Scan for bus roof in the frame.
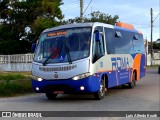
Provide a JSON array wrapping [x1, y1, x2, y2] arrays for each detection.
[[43, 23, 94, 33], [42, 22, 142, 34]]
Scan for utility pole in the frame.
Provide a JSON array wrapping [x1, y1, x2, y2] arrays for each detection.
[[159, 0, 160, 38], [91, 6, 92, 14], [80, 0, 84, 22], [150, 8, 153, 66]]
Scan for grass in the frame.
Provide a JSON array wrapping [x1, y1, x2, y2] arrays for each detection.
[[0, 72, 33, 97], [146, 65, 159, 70], [0, 66, 159, 97]]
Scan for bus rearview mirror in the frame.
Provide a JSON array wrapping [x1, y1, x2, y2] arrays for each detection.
[[31, 43, 36, 52], [95, 31, 100, 42]]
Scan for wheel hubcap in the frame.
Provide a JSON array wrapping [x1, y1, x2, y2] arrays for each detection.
[[100, 83, 105, 96]]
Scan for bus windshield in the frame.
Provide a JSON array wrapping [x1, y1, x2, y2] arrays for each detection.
[[33, 27, 91, 64]]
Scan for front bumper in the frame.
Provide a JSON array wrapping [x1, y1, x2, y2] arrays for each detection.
[[32, 76, 100, 94]]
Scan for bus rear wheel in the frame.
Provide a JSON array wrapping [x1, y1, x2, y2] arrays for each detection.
[[46, 92, 57, 100], [128, 72, 136, 88], [94, 78, 106, 100]]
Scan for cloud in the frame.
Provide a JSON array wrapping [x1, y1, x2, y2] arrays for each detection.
[[92, 0, 159, 40], [61, 0, 160, 40]]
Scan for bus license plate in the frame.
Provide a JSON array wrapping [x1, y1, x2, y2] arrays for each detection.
[[53, 91, 64, 94]]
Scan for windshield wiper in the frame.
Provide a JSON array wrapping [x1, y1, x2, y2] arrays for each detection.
[[43, 39, 72, 65], [42, 51, 58, 66], [65, 43, 72, 64]]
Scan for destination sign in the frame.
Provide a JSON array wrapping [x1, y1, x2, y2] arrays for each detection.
[[47, 31, 67, 37]]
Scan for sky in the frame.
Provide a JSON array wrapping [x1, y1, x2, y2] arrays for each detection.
[[60, 0, 160, 41]]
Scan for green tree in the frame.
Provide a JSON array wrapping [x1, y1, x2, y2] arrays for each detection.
[[153, 42, 160, 50], [0, 0, 63, 54], [26, 0, 63, 36], [63, 11, 119, 25], [32, 17, 54, 35], [88, 11, 119, 24]]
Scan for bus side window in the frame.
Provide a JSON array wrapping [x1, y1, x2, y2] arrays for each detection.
[[133, 34, 144, 54], [92, 31, 105, 63], [98, 33, 105, 56]]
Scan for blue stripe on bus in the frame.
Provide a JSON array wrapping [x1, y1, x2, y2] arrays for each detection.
[[106, 69, 132, 88], [140, 54, 146, 78]]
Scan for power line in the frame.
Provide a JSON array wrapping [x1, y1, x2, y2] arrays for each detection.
[[61, 0, 79, 11], [153, 13, 160, 22], [137, 26, 150, 28], [61, 0, 79, 9], [62, 2, 79, 8], [62, 4, 79, 9], [62, 0, 79, 5], [129, 23, 150, 26], [83, 0, 92, 15], [91, 6, 107, 13], [62, 4, 79, 7], [62, 6, 80, 12]]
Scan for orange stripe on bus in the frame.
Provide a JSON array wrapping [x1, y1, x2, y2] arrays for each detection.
[[132, 54, 142, 81]]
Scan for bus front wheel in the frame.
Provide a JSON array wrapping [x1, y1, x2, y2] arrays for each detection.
[[46, 92, 57, 100], [128, 72, 136, 88], [94, 78, 106, 100]]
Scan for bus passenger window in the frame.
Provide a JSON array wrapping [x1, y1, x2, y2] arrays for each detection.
[[92, 31, 105, 63]]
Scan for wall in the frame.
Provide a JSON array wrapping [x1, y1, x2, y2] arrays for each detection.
[[0, 63, 32, 71], [147, 53, 160, 66], [0, 53, 160, 71], [0, 54, 33, 71]]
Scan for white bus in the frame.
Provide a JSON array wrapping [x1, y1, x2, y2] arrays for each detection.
[[31, 22, 146, 100]]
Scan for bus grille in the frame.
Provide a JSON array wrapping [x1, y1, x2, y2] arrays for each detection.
[[39, 65, 77, 72]]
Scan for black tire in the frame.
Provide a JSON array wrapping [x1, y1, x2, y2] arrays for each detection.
[[46, 92, 57, 100], [94, 78, 106, 100], [128, 72, 136, 88], [158, 66, 160, 74]]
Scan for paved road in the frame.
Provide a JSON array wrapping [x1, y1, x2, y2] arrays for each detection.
[[0, 67, 159, 120]]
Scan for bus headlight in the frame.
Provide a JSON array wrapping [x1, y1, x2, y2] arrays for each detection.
[[31, 75, 43, 82], [72, 73, 90, 80]]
